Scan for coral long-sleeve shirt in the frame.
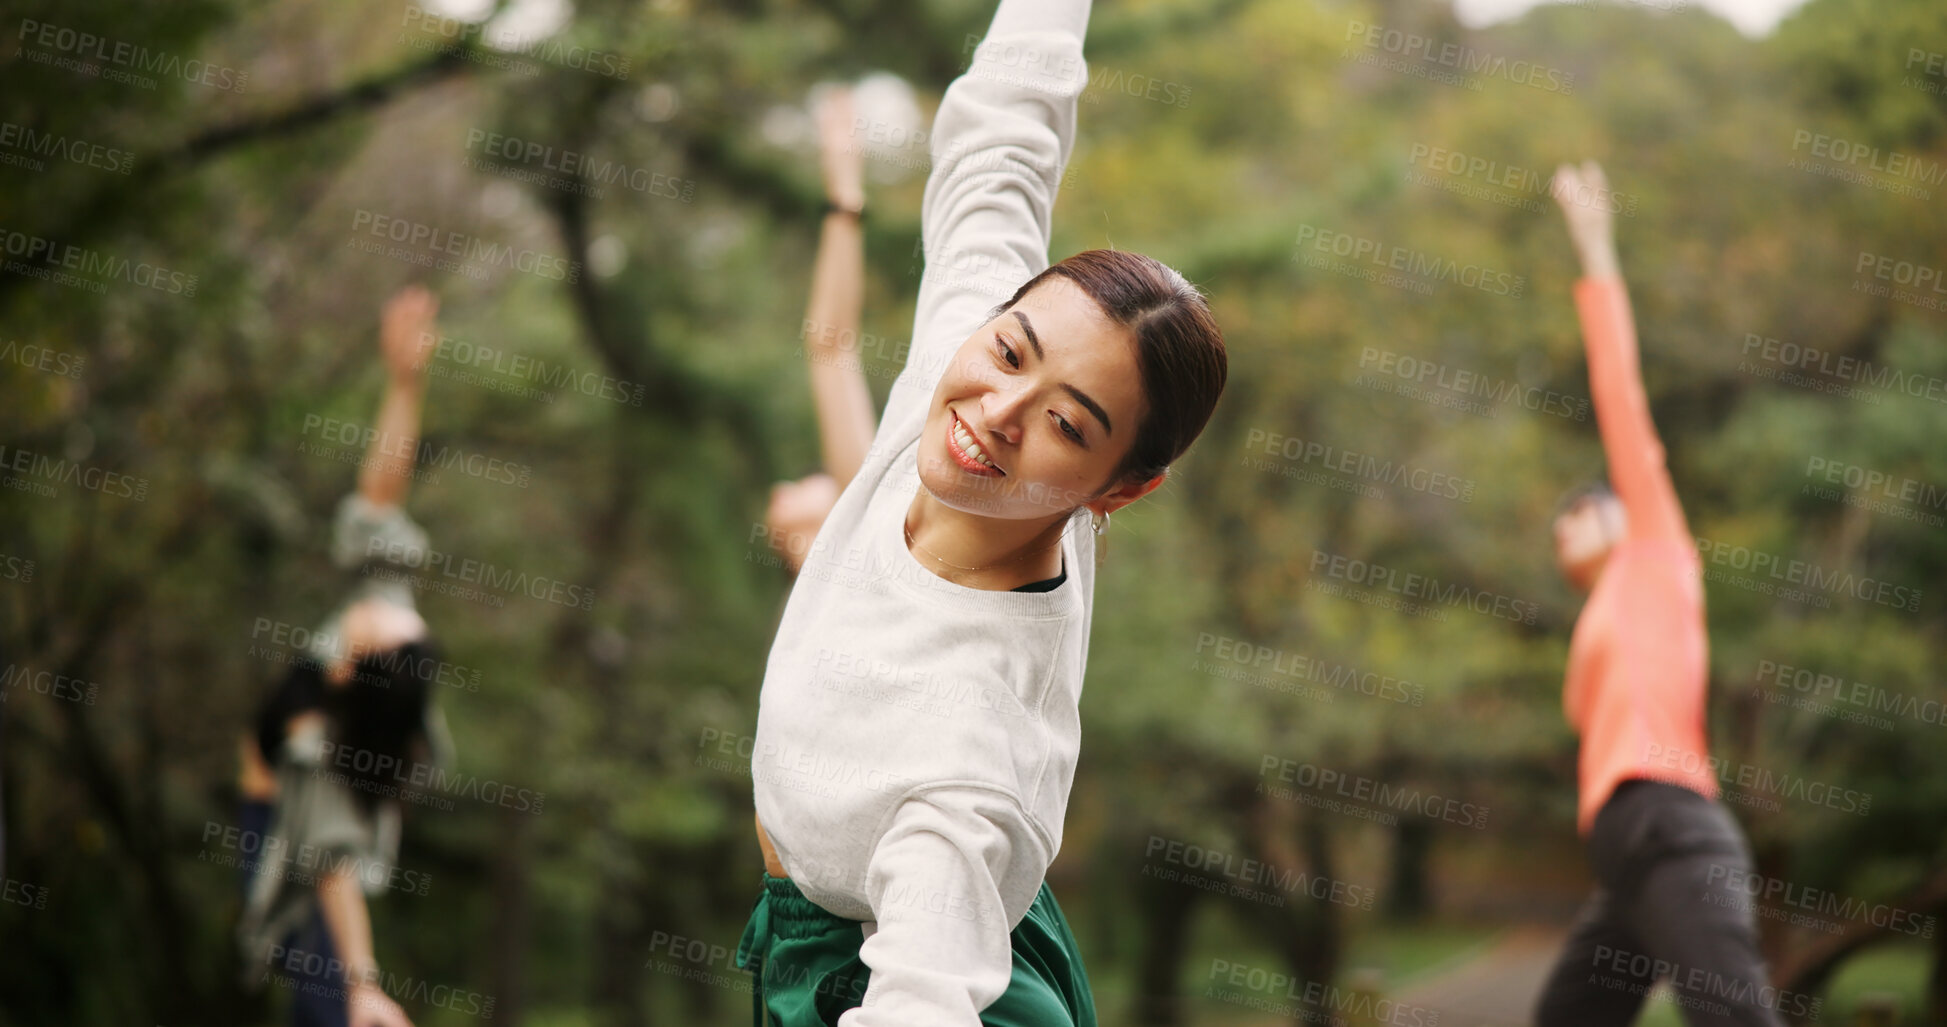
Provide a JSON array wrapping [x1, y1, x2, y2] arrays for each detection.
[[1563, 276, 1718, 835]]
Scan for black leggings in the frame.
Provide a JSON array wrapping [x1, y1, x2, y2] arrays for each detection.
[[1534, 780, 1792, 1027]]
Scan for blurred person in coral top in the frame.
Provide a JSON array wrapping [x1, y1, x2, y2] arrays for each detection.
[[1532, 161, 1785, 1027]]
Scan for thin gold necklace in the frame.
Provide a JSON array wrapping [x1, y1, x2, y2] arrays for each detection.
[[904, 522, 1068, 574]]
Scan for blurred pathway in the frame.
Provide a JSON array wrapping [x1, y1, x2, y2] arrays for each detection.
[[1390, 925, 1567, 1027], [1230, 926, 1570, 1027]]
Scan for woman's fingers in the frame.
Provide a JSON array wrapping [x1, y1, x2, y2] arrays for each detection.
[[816, 85, 865, 207], [384, 284, 436, 328], [380, 287, 440, 376], [1551, 163, 1582, 206], [1581, 158, 1609, 195], [817, 87, 855, 152]]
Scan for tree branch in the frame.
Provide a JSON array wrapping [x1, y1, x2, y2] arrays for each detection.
[[0, 48, 477, 310], [1773, 865, 1947, 997]]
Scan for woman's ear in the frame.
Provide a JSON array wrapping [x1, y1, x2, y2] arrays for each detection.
[[1095, 471, 1166, 517]]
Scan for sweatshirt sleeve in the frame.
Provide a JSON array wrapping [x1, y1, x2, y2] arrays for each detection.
[[877, 0, 1092, 436], [1575, 276, 1689, 542], [839, 787, 1054, 1027]]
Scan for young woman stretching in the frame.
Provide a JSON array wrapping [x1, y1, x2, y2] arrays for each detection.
[[237, 286, 454, 1027], [1533, 162, 1782, 1027], [736, 1, 1228, 1023]]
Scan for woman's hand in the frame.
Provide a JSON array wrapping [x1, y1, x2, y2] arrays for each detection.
[[1551, 160, 1620, 279], [764, 474, 841, 575], [360, 286, 439, 506], [348, 979, 415, 1027], [379, 285, 440, 384], [817, 87, 865, 214]]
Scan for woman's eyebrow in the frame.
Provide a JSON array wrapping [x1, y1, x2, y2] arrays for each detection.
[[1010, 310, 1043, 360], [1062, 384, 1112, 436]]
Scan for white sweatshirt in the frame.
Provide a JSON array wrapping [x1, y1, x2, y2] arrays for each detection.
[[751, 1, 1093, 1022]]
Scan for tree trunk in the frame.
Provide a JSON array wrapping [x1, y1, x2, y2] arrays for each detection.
[[1387, 819, 1433, 922], [1928, 912, 1947, 1027], [1132, 846, 1201, 1027], [491, 805, 532, 1025], [1231, 784, 1342, 1022]]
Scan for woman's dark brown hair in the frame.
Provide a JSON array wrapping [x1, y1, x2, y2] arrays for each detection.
[[328, 640, 438, 813], [996, 249, 1227, 486]]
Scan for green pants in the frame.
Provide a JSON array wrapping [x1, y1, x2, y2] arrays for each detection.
[[734, 874, 1096, 1027]]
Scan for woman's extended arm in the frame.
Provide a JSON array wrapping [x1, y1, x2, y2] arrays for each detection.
[[1552, 161, 1689, 543], [878, 0, 1092, 431], [801, 87, 878, 487], [318, 867, 415, 1027], [357, 286, 439, 510], [844, 789, 1053, 1027]]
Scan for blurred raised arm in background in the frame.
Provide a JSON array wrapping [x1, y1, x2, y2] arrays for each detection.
[[764, 86, 878, 574]]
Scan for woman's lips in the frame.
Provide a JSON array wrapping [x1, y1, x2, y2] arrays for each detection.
[[946, 410, 1003, 477]]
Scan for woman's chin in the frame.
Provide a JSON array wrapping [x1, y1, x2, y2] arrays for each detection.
[[917, 467, 1006, 518]]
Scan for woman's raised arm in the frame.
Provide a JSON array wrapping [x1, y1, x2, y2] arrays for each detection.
[[1552, 161, 1689, 543], [356, 286, 439, 510], [882, 0, 1093, 427], [801, 86, 877, 488]]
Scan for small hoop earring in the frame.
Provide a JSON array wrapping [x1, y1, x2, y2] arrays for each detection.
[[1091, 509, 1110, 536]]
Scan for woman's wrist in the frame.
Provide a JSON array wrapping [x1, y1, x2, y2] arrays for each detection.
[[387, 358, 431, 386], [1575, 241, 1620, 280], [823, 197, 865, 219]]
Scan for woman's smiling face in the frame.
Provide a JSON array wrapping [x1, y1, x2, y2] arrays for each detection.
[[917, 276, 1151, 521]]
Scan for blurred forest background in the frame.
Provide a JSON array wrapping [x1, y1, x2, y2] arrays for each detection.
[[2, 0, 1944, 1024]]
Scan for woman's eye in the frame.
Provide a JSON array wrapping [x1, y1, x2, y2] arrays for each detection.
[[1057, 416, 1082, 443], [995, 334, 1018, 368]]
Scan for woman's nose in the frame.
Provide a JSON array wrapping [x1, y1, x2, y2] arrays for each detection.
[[979, 385, 1032, 444]]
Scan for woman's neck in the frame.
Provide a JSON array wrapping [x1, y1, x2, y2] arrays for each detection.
[[904, 490, 1069, 591]]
